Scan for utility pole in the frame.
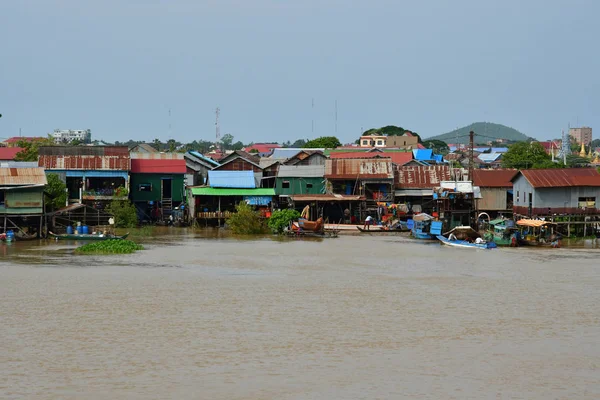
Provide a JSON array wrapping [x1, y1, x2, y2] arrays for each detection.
[[468, 130, 474, 182], [215, 107, 220, 152]]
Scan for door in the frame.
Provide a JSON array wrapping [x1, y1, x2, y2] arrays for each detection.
[[161, 178, 172, 198]]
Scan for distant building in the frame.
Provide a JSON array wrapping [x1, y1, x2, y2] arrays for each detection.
[[242, 143, 281, 157], [569, 127, 592, 146], [50, 129, 92, 144], [358, 132, 418, 149], [1, 137, 45, 148]]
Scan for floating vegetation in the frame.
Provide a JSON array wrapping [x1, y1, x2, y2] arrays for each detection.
[[75, 239, 144, 255]]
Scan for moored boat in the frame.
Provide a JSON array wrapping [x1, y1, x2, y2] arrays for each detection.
[[436, 234, 497, 249], [408, 214, 442, 240], [483, 218, 519, 246], [515, 219, 561, 248], [49, 231, 129, 241]]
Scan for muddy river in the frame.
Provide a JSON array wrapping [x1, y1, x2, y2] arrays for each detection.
[[1, 229, 599, 399]]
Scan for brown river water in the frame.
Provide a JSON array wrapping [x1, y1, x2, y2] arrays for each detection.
[[1, 228, 599, 399]]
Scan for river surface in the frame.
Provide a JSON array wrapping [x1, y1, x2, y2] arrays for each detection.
[[1, 229, 599, 399]]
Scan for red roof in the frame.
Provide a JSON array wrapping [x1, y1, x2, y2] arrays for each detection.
[[131, 159, 186, 174], [329, 151, 413, 165], [515, 168, 600, 188], [0, 147, 24, 160], [395, 165, 452, 188], [472, 169, 518, 187], [243, 143, 281, 154], [2, 137, 45, 144], [416, 143, 426, 149]]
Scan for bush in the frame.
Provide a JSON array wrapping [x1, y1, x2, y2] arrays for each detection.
[[226, 202, 269, 235], [268, 209, 300, 233], [75, 239, 144, 254], [107, 199, 138, 228]]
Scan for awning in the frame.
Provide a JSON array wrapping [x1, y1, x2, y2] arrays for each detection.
[[66, 170, 129, 179], [394, 189, 433, 197], [290, 194, 364, 202], [190, 187, 275, 196], [516, 219, 555, 228]]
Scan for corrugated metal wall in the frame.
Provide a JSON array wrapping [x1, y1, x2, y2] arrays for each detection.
[[478, 188, 508, 210], [325, 159, 394, 179], [39, 155, 131, 170]]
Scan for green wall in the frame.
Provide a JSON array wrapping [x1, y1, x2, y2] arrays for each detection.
[[130, 173, 185, 202], [1, 187, 44, 214], [275, 177, 325, 196]]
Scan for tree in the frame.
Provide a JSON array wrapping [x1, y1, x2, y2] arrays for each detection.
[[221, 133, 234, 150], [152, 138, 162, 151], [226, 202, 269, 234], [15, 137, 54, 162], [291, 139, 307, 148], [267, 209, 300, 234], [591, 139, 600, 149], [107, 198, 138, 228], [422, 139, 449, 154], [305, 136, 341, 149], [167, 139, 177, 152], [44, 173, 67, 211], [501, 141, 558, 169], [231, 141, 245, 151], [362, 125, 422, 143]]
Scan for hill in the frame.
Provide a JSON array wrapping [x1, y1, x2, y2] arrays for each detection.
[[426, 122, 532, 145]]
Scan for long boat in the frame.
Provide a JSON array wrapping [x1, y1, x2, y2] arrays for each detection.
[[49, 231, 129, 241], [483, 218, 519, 246], [436, 235, 497, 249], [515, 219, 561, 247], [356, 226, 408, 233]]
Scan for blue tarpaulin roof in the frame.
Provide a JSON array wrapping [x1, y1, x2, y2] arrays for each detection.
[[491, 147, 509, 153], [433, 154, 443, 163], [478, 153, 502, 163], [412, 149, 433, 160], [208, 170, 256, 188]]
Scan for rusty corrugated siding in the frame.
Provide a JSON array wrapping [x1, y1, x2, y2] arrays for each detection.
[[395, 165, 451, 188], [520, 168, 600, 188], [0, 167, 48, 185], [39, 155, 130, 170], [477, 187, 509, 210], [325, 159, 394, 179], [130, 152, 184, 160], [38, 146, 129, 156]]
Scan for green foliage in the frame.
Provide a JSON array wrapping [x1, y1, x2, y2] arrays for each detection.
[[429, 122, 531, 145], [362, 126, 422, 143], [591, 139, 600, 148], [422, 139, 449, 154], [305, 136, 341, 149], [14, 137, 54, 161], [75, 239, 144, 255], [267, 209, 301, 233], [44, 173, 67, 211], [107, 199, 138, 228], [226, 202, 269, 235], [566, 154, 591, 167], [501, 141, 558, 169]]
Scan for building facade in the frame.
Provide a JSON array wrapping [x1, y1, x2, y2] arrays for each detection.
[[569, 127, 592, 146], [50, 129, 92, 144]]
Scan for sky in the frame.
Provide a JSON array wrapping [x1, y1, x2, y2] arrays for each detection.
[[1, 0, 599, 145]]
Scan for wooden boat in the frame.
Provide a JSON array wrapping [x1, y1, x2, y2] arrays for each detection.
[[291, 217, 324, 233], [483, 218, 519, 246], [408, 216, 442, 240], [437, 235, 497, 249], [356, 226, 408, 233], [49, 231, 129, 241], [516, 219, 561, 248]]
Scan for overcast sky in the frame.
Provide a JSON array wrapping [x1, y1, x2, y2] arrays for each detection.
[[1, 0, 598, 145]]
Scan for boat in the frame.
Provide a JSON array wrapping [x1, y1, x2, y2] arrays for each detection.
[[291, 217, 324, 233], [437, 234, 497, 249], [408, 214, 442, 240], [515, 219, 561, 248], [49, 231, 129, 241], [483, 218, 519, 246], [356, 226, 407, 233]]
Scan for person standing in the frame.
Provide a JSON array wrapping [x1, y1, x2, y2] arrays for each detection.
[[364, 215, 373, 230]]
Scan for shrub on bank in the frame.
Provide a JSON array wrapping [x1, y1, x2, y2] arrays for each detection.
[[226, 202, 269, 235], [267, 209, 301, 233], [75, 239, 144, 254]]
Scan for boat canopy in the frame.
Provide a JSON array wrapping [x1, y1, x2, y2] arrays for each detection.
[[412, 213, 434, 222], [516, 219, 554, 228], [489, 218, 505, 225]]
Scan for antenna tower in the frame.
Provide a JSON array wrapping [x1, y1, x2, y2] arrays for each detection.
[[215, 107, 221, 152]]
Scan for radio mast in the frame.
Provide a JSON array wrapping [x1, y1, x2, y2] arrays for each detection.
[[215, 107, 221, 152]]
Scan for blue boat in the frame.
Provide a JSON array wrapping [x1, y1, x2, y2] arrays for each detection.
[[437, 234, 497, 249], [408, 217, 443, 240]]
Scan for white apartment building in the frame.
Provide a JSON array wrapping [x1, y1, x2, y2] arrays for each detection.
[[50, 129, 92, 144]]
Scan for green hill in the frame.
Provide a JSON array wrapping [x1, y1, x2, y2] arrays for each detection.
[[427, 122, 532, 145]]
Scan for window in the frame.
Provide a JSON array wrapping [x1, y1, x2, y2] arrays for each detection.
[[282, 181, 290, 189], [0, 190, 4, 205], [516, 191, 519, 203], [362, 140, 369, 146], [138, 183, 152, 192], [376, 140, 384, 146], [306, 183, 313, 189], [578, 197, 596, 208]]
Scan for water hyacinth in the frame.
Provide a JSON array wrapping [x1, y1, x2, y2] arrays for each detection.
[[75, 239, 144, 255]]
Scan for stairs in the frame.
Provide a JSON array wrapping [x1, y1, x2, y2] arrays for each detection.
[[161, 198, 173, 218]]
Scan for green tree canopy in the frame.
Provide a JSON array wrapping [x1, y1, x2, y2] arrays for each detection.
[[422, 139, 449, 154], [15, 137, 54, 162], [44, 173, 67, 211], [362, 125, 422, 143], [501, 141, 558, 169], [304, 136, 341, 149]]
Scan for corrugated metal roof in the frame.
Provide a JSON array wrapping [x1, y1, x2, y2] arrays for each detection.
[[190, 187, 274, 196], [0, 161, 38, 168], [39, 154, 131, 171], [329, 151, 413, 165], [0, 167, 48, 185], [259, 158, 280, 169], [38, 146, 130, 156], [517, 168, 600, 188], [472, 169, 518, 187], [188, 151, 221, 167], [289, 194, 364, 202], [130, 159, 186, 174], [395, 165, 452, 188], [440, 181, 475, 193], [491, 147, 509, 153], [270, 148, 325, 160], [130, 152, 184, 160], [477, 153, 502, 163], [277, 165, 325, 178], [0, 147, 24, 160], [207, 170, 256, 188], [325, 159, 394, 180]]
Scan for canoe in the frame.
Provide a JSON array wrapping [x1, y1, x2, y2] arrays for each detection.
[[49, 231, 129, 241], [356, 226, 408, 233], [436, 235, 497, 249]]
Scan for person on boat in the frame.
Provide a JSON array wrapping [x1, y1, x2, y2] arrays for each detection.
[[448, 233, 458, 241], [364, 215, 374, 231], [475, 237, 485, 244]]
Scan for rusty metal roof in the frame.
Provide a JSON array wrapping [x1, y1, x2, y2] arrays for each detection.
[[130, 152, 184, 160], [290, 194, 365, 202], [325, 159, 394, 180], [38, 146, 130, 156], [395, 165, 452, 188], [516, 168, 600, 188], [472, 169, 518, 187], [0, 167, 48, 186]]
